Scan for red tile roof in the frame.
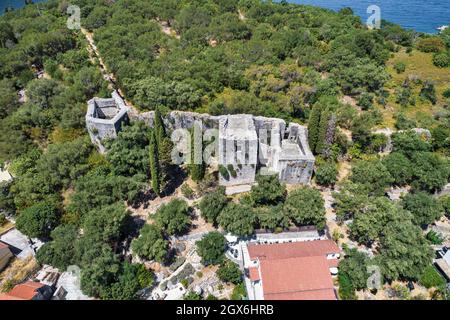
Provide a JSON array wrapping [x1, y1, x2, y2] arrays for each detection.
[[0, 281, 45, 300], [260, 256, 336, 300], [248, 240, 340, 261], [328, 259, 340, 268], [248, 267, 260, 281], [265, 289, 337, 300], [246, 240, 341, 300]]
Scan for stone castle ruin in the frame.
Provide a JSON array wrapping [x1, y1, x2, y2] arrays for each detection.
[[86, 92, 315, 193], [86, 91, 129, 153]]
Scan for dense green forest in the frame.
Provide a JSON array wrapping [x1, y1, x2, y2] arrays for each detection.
[[0, 0, 448, 300]]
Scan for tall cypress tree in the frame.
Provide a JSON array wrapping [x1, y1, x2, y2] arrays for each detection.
[[315, 109, 331, 155], [189, 123, 205, 182], [154, 107, 166, 146], [149, 130, 161, 196], [153, 106, 173, 183], [308, 103, 322, 152]]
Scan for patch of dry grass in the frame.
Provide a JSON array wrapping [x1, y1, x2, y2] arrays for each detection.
[[0, 256, 39, 292], [0, 221, 14, 235], [378, 49, 450, 128]]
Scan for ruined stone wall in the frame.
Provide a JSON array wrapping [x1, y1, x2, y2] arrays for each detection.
[[86, 92, 129, 153], [86, 95, 316, 188]]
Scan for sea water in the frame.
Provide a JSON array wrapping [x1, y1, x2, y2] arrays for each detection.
[[290, 0, 450, 33]]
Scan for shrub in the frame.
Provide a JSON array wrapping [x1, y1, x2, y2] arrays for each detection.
[[441, 196, 450, 215], [180, 279, 189, 289], [230, 283, 247, 300], [390, 284, 410, 300], [419, 265, 446, 289], [338, 273, 356, 300], [358, 92, 374, 110], [0, 213, 6, 226], [416, 37, 445, 53], [433, 52, 450, 68], [181, 183, 195, 199], [169, 257, 186, 272], [227, 164, 237, 178], [1, 279, 15, 293], [218, 165, 230, 181], [394, 61, 406, 74], [443, 88, 450, 99], [426, 230, 443, 245], [184, 291, 202, 300], [217, 260, 242, 284], [420, 81, 437, 104], [394, 112, 416, 130], [315, 162, 338, 187]]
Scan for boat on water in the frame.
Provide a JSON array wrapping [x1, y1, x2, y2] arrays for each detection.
[[437, 25, 448, 32]]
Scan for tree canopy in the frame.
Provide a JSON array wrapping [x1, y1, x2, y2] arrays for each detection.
[[154, 199, 190, 236], [196, 231, 227, 266], [350, 160, 393, 196], [401, 192, 443, 226], [16, 201, 60, 239], [198, 186, 228, 225], [131, 224, 169, 263], [218, 203, 256, 237], [250, 174, 286, 206], [283, 187, 326, 230]]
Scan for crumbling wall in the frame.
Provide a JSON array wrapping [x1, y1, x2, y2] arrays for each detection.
[[86, 94, 316, 188], [85, 91, 129, 153]]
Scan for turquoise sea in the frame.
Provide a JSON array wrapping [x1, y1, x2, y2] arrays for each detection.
[[0, 0, 46, 13], [290, 0, 450, 33], [1, 0, 449, 34]]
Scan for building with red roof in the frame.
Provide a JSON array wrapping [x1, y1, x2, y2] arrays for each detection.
[[243, 239, 341, 300], [0, 281, 52, 300]]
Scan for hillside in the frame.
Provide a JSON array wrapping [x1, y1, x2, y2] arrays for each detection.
[[0, 0, 448, 301]]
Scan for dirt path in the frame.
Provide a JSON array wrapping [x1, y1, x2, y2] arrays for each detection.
[[158, 20, 180, 39], [238, 9, 246, 21], [80, 27, 142, 115], [337, 161, 351, 182], [80, 27, 115, 89]]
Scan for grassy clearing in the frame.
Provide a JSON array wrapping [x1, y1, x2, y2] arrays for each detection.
[[378, 49, 450, 128]]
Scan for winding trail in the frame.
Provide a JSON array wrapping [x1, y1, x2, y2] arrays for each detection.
[[80, 27, 141, 118]]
